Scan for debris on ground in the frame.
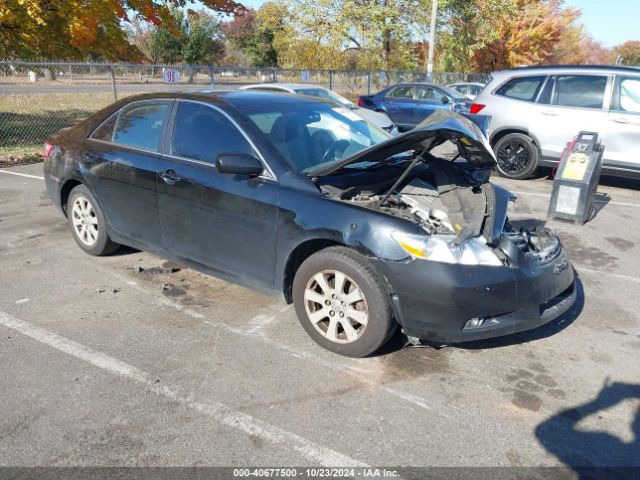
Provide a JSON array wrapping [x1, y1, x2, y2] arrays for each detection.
[[137, 266, 181, 275]]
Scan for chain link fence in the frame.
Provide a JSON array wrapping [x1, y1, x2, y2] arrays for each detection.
[[0, 61, 488, 160]]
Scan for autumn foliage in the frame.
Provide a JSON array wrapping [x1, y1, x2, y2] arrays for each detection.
[[0, 0, 243, 61]]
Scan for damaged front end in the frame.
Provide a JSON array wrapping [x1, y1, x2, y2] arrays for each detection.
[[313, 110, 563, 269]]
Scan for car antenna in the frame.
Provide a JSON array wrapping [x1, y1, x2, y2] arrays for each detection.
[[379, 147, 430, 206]]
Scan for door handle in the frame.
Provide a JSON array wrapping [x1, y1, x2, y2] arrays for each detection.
[[611, 117, 630, 124], [541, 110, 558, 116], [160, 170, 181, 185]]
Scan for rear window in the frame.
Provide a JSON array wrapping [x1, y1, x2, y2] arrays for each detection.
[[112, 101, 171, 151], [495, 76, 546, 102]]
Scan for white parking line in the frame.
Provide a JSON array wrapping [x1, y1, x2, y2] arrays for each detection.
[[0, 170, 45, 180], [0, 310, 367, 467]]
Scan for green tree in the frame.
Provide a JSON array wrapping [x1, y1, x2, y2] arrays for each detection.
[[183, 12, 225, 65]]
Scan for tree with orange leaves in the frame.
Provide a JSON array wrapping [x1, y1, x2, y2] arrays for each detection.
[[0, 0, 243, 61]]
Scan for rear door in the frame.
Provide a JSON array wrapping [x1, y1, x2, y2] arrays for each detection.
[[529, 74, 610, 159], [157, 100, 279, 286], [606, 74, 640, 172], [85, 99, 172, 248], [381, 85, 416, 128]]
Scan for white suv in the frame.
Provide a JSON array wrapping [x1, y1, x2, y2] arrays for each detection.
[[471, 66, 640, 179]]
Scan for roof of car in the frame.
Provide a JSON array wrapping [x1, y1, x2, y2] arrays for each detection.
[[494, 64, 640, 76], [242, 83, 329, 91], [117, 89, 329, 109], [447, 82, 485, 87], [385, 82, 445, 89]]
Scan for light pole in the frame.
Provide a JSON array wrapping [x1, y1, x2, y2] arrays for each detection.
[[427, 0, 438, 81]]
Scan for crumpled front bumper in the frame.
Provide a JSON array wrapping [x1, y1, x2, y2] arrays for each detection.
[[373, 245, 576, 343]]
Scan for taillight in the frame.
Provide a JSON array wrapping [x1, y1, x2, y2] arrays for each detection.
[[357, 98, 363, 107], [469, 103, 485, 114], [43, 141, 54, 158]]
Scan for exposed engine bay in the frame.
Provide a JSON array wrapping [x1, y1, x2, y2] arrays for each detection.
[[318, 155, 562, 266]]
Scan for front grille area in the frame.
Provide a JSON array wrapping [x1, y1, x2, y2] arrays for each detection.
[[505, 229, 562, 265]]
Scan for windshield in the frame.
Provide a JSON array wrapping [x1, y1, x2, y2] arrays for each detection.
[[241, 102, 390, 173], [293, 88, 353, 108]]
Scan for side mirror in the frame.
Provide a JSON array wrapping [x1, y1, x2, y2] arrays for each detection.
[[215, 153, 263, 177], [441, 96, 450, 104]]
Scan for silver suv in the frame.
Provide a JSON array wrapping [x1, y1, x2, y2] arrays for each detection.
[[471, 66, 640, 179]]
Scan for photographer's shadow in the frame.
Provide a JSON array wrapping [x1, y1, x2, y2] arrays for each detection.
[[535, 381, 640, 477]]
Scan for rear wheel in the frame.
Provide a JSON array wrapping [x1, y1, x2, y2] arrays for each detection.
[[292, 246, 395, 357], [67, 185, 118, 256], [494, 133, 539, 180]]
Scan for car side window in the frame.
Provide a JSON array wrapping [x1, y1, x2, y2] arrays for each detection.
[[495, 76, 546, 102], [613, 76, 640, 114], [415, 86, 439, 101], [112, 101, 171, 151], [552, 75, 607, 109], [171, 102, 254, 163], [387, 86, 415, 99], [91, 114, 118, 142]]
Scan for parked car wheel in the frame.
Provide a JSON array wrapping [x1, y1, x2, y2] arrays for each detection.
[[68, 185, 119, 256], [292, 246, 395, 357], [494, 133, 539, 180]]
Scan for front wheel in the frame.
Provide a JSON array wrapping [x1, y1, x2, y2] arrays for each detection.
[[494, 133, 539, 180], [67, 184, 119, 256], [292, 246, 395, 357]]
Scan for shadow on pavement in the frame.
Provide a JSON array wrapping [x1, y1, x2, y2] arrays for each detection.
[[535, 381, 640, 479]]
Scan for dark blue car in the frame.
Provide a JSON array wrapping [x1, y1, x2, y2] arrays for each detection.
[[358, 83, 472, 132]]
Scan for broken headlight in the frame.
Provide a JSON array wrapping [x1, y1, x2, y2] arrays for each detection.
[[391, 232, 502, 266]]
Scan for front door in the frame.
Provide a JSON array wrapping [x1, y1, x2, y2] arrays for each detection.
[[606, 75, 640, 172], [157, 101, 279, 287], [413, 86, 450, 125]]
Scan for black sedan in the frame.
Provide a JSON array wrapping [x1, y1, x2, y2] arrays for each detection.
[[44, 91, 576, 357]]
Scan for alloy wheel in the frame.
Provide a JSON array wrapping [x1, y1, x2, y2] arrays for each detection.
[[303, 270, 368, 344], [71, 195, 99, 247], [497, 139, 532, 175]]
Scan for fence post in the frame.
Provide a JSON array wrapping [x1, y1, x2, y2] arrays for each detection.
[[210, 66, 215, 87], [109, 65, 117, 101], [329, 70, 333, 91], [272, 68, 277, 83], [367, 71, 371, 95]]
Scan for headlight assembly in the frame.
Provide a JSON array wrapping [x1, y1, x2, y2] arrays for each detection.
[[391, 231, 502, 266]]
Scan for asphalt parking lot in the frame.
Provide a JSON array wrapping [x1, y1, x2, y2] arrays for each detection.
[[0, 163, 639, 471]]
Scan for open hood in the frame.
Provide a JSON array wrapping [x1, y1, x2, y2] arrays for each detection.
[[308, 110, 496, 177]]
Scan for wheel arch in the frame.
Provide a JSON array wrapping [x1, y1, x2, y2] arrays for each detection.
[[490, 128, 542, 154], [282, 238, 345, 303], [60, 179, 83, 217]]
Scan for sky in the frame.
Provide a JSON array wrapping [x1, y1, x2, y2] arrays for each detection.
[[218, 0, 639, 48], [564, 0, 639, 47]]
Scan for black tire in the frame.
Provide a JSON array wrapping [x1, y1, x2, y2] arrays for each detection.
[[67, 184, 119, 256], [494, 133, 539, 180], [292, 246, 395, 357]]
